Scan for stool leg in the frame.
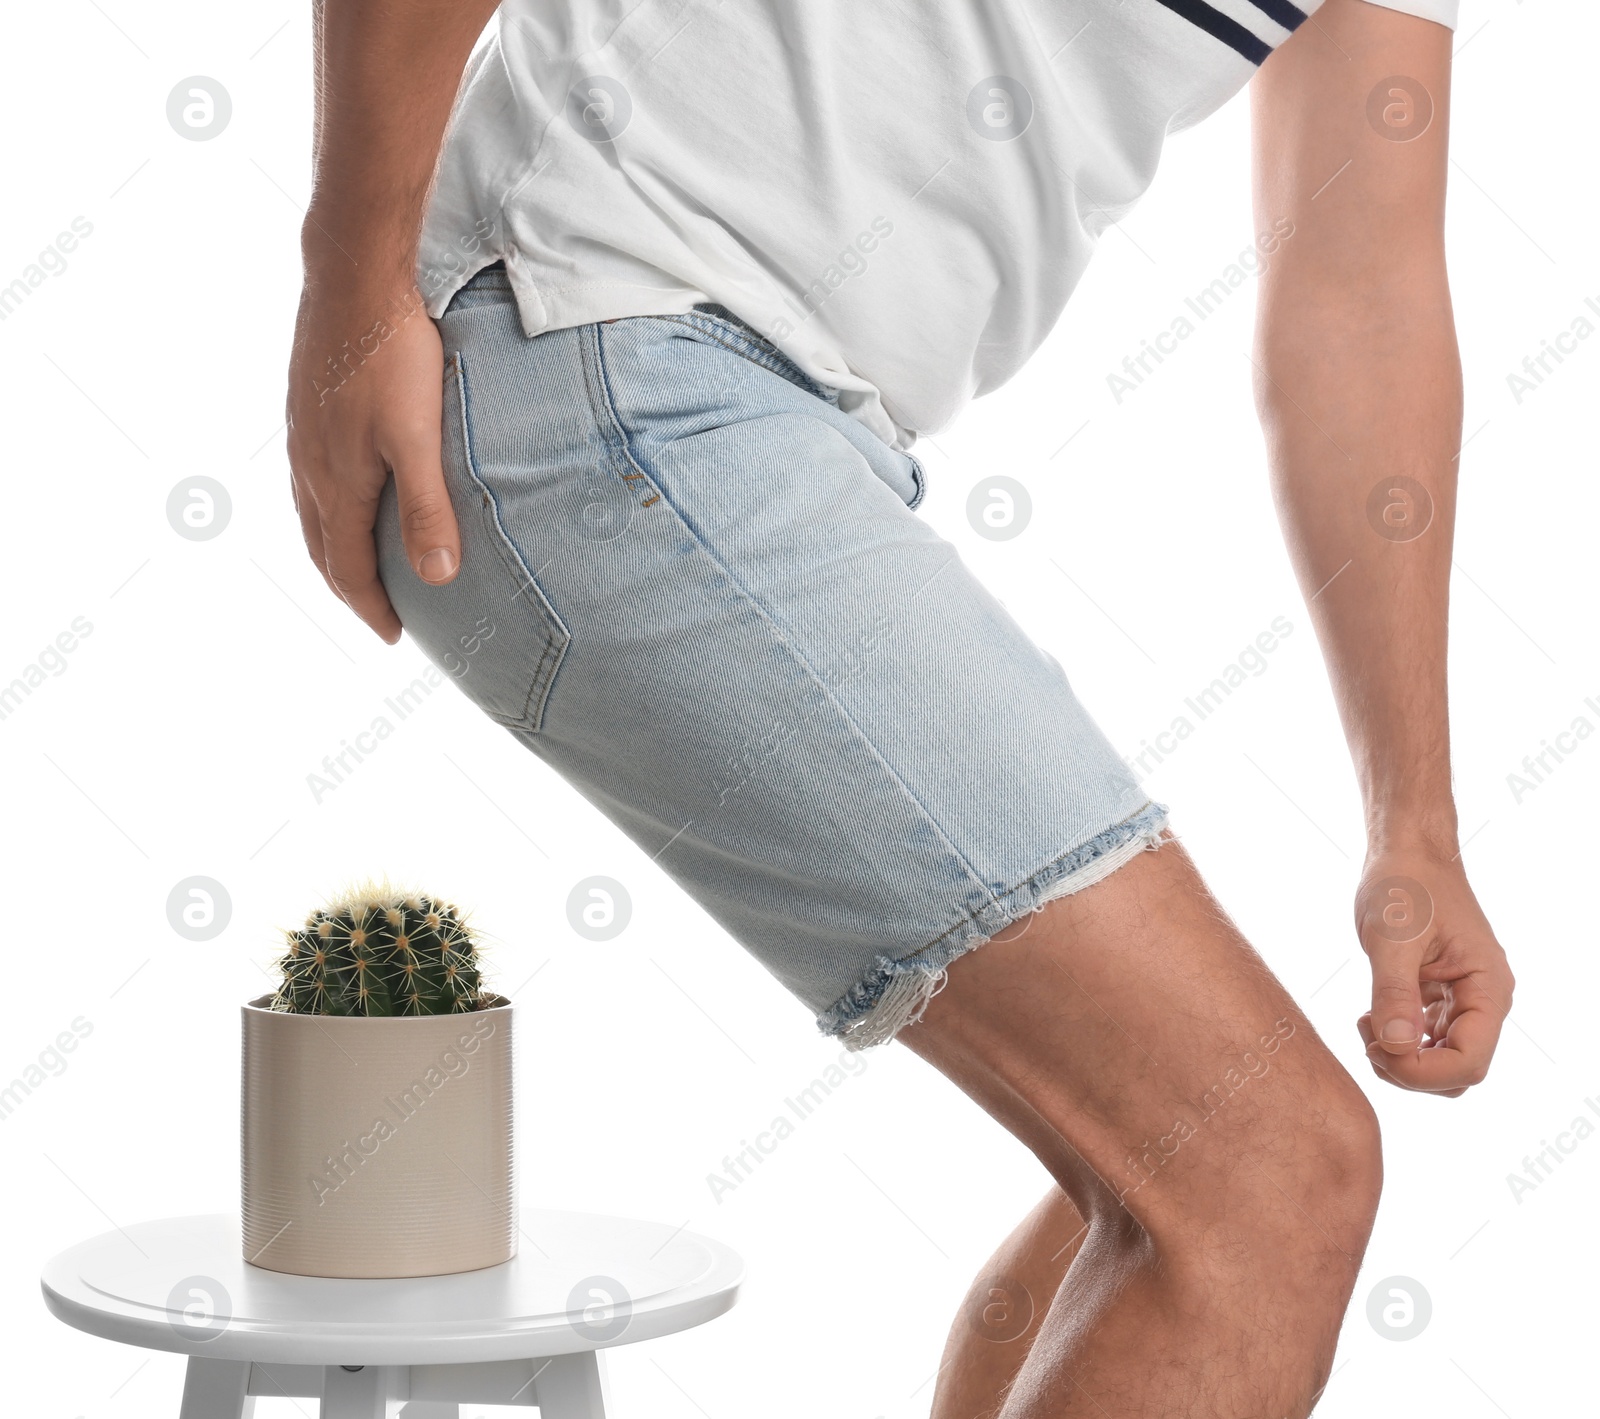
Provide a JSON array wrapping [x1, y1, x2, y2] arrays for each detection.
[[179, 1358, 256, 1419], [320, 1365, 404, 1419], [532, 1353, 610, 1419]]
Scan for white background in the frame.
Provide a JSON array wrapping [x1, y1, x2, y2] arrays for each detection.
[[1, 2, 1593, 1416]]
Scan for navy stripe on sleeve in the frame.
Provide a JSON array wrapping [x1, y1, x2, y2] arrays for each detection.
[[1150, 0, 1273, 64], [1246, 0, 1310, 32]]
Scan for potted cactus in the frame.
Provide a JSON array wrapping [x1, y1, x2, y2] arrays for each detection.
[[241, 885, 516, 1279]]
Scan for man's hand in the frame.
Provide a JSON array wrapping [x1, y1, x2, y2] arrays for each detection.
[[283, 0, 502, 640], [286, 273, 459, 643], [1354, 846, 1515, 1096]]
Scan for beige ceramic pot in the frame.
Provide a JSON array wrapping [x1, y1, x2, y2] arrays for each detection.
[[241, 994, 515, 1278]]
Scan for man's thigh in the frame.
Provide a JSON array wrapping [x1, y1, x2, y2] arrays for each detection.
[[900, 840, 1381, 1256]]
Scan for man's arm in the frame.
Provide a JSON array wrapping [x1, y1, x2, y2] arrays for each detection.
[[287, 0, 501, 642], [1251, 0, 1513, 1093]]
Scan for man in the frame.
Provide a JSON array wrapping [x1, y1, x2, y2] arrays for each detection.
[[286, 0, 1513, 1412]]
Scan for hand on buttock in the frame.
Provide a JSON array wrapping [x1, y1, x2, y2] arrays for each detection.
[[285, 273, 461, 644]]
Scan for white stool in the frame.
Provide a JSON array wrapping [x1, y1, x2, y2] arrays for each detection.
[[41, 1213, 743, 1419]]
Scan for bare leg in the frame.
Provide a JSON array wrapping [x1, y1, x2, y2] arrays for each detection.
[[901, 839, 1382, 1418], [932, 1188, 1089, 1419]]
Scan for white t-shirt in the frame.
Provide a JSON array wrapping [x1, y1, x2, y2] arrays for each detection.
[[418, 0, 1459, 452]]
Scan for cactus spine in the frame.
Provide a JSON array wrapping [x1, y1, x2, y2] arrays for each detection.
[[273, 888, 487, 1016]]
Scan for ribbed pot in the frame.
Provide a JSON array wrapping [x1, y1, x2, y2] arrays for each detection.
[[241, 994, 515, 1278]]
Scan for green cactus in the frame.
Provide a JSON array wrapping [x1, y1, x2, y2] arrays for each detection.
[[272, 886, 489, 1016]]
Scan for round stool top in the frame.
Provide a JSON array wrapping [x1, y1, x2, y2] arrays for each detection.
[[41, 1213, 743, 1366]]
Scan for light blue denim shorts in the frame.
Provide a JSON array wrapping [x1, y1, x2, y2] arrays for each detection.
[[377, 262, 1167, 1049]]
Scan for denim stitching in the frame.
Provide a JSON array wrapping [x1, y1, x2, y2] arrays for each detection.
[[659, 313, 816, 389], [657, 310, 917, 506], [585, 321, 1003, 908], [903, 452, 928, 510], [451, 351, 571, 731], [651, 311, 832, 400]]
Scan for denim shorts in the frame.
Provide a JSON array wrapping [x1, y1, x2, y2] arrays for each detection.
[[377, 262, 1167, 1049]]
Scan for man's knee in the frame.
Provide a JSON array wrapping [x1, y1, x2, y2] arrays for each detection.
[[1208, 1069, 1379, 1294], [1310, 1071, 1385, 1237], [1102, 1058, 1383, 1283]]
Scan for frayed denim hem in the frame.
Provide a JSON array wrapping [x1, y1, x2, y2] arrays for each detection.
[[816, 801, 1171, 1051]]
